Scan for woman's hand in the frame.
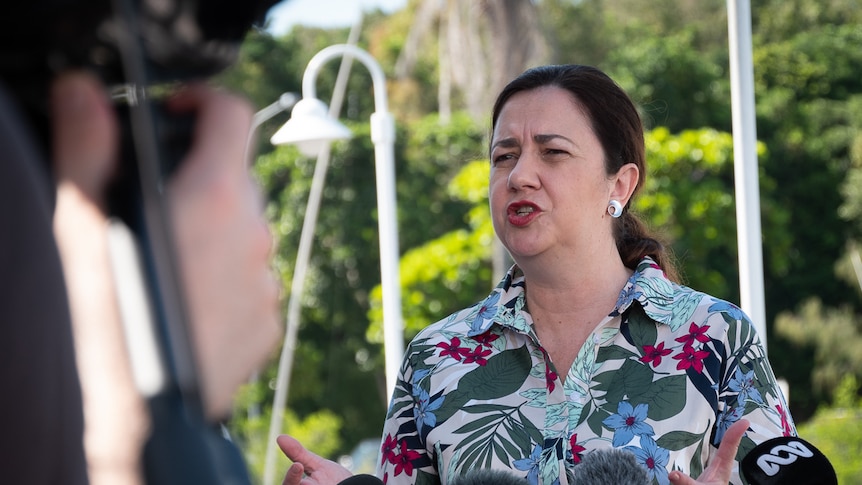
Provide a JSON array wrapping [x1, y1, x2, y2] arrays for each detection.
[[669, 419, 750, 485], [278, 434, 354, 485]]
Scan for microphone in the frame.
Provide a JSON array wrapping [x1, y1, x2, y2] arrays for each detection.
[[571, 448, 650, 485], [448, 448, 649, 485], [338, 475, 385, 485], [741, 436, 837, 485], [449, 469, 528, 485]]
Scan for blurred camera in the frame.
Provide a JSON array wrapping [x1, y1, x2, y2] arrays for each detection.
[[0, 0, 277, 155]]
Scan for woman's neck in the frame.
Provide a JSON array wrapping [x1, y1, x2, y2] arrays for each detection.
[[519, 249, 633, 318]]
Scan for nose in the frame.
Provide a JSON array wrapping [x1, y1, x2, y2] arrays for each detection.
[[507, 151, 541, 191]]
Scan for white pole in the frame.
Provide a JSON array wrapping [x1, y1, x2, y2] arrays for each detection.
[[261, 28, 364, 485], [727, 0, 767, 350], [262, 41, 404, 485], [300, 44, 404, 402]]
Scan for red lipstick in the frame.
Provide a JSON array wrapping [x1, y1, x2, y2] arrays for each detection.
[[507, 201, 541, 226]]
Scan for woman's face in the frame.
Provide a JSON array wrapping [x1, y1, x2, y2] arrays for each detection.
[[489, 85, 617, 266]]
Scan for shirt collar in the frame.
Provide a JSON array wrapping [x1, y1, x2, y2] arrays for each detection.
[[466, 256, 680, 336]]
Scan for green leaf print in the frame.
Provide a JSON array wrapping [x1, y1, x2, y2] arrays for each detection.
[[595, 359, 653, 404], [459, 346, 531, 400], [688, 437, 705, 478], [668, 292, 703, 331], [517, 409, 545, 444], [587, 403, 610, 436], [639, 375, 687, 421], [627, 312, 659, 350], [454, 414, 509, 434], [596, 344, 639, 363], [545, 402, 568, 427], [462, 403, 520, 414], [433, 347, 531, 423], [656, 429, 704, 451], [415, 469, 440, 485]]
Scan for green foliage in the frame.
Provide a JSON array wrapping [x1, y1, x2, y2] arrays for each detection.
[[251, 125, 390, 453], [606, 30, 731, 133], [774, 298, 862, 400], [796, 375, 862, 484], [368, 159, 494, 341], [639, 128, 792, 301], [639, 128, 738, 294], [218, 0, 862, 471], [230, 381, 344, 483]]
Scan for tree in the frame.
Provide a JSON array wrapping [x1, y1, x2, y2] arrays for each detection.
[[395, 0, 549, 122], [216, 2, 862, 470]]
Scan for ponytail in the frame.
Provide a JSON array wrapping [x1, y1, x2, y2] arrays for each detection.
[[614, 211, 679, 283]]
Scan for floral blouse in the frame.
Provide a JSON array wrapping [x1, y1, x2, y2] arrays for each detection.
[[377, 257, 795, 485]]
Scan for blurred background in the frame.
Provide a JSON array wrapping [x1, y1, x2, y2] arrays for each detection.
[[215, 0, 862, 482]]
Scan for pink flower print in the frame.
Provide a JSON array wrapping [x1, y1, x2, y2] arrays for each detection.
[[436, 337, 468, 361], [392, 440, 421, 476], [546, 365, 558, 393], [569, 434, 586, 464], [381, 433, 398, 465], [777, 404, 793, 436], [672, 345, 711, 373], [640, 342, 673, 367], [462, 346, 492, 365], [675, 322, 711, 347], [473, 331, 500, 348]]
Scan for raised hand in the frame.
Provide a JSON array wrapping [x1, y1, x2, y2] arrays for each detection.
[[278, 434, 355, 485], [669, 419, 750, 485]]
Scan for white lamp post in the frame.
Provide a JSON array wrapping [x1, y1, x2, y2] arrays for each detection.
[[262, 43, 404, 485], [274, 43, 404, 400], [727, 0, 767, 349]]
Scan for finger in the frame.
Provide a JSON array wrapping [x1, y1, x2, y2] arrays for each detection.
[[51, 71, 118, 202], [277, 434, 323, 472], [668, 470, 696, 485], [668, 420, 750, 485], [165, 84, 253, 179], [282, 462, 305, 485], [713, 418, 749, 465]]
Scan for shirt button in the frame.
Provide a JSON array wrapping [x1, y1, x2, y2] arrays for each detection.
[[593, 334, 600, 344]]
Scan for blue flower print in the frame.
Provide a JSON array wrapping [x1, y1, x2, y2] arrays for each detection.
[[625, 436, 670, 485], [603, 401, 655, 447], [469, 291, 501, 334], [611, 274, 643, 316], [412, 387, 444, 435], [411, 368, 430, 387], [728, 367, 763, 406], [715, 404, 745, 444], [707, 299, 745, 321], [513, 444, 542, 485]]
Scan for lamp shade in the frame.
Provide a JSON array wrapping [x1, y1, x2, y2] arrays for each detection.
[[270, 97, 353, 156]]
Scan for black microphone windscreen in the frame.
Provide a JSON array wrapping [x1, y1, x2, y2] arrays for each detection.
[[741, 436, 837, 485], [449, 469, 528, 485], [337, 474, 385, 485], [570, 448, 650, 485]]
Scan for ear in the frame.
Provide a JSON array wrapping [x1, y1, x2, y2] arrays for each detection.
[[609, 162, 640, 207]]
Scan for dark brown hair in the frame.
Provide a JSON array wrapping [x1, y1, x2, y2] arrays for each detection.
[[490, 64, 678, 281]]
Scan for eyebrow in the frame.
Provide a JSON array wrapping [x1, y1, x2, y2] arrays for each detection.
[[491, 133, 574, 150]]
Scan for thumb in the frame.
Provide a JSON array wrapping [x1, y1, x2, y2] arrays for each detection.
[[51, 71, 118, 203]]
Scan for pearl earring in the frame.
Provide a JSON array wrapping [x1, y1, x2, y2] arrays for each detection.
[[608, 200, 623, 218]]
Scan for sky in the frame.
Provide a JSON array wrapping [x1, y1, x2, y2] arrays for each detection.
[[265, 0, 408, 35]]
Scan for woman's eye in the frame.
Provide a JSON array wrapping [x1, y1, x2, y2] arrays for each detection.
[[493, 153, 516, 165]]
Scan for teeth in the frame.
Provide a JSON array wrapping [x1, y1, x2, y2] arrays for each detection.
[[516, 207, 534, 216]]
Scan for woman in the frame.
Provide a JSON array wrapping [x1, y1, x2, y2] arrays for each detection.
[[279, 64, 793, 485]]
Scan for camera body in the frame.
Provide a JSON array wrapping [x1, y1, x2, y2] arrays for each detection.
[[1, 1, 280, 483], [0, 0, 276, 155]]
